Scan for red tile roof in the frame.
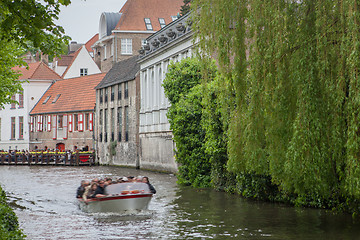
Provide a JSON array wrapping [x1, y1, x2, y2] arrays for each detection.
[[12, 62, 61, 80], [30, 73, 106, 115], [85, 34, 99, 52], [115, 0, 183, 31]]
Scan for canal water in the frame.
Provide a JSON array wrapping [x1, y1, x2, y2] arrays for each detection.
[[0, 166, 359, 239]]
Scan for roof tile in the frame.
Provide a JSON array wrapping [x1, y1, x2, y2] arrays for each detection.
[[115, 0, 183, 31], [30, 73, 106, 115]]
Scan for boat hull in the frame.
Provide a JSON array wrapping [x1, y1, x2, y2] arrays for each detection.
[[78, 193, 153, 213]]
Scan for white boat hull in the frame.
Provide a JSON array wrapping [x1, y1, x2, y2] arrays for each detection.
[[78, 193, 153, 213]]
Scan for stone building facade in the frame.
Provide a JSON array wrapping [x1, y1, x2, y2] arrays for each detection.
[[95, 56, 140, 167], [138, 13, 194, 173]]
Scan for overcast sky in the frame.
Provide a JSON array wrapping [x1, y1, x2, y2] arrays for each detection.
[[56, 0, 127, 44]]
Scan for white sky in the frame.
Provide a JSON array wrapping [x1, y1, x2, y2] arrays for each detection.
[[56, 0, 127, 44]]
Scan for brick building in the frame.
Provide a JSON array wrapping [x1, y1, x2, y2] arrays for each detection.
[[92, 0, 184, 72], [29, 73, 106, 151]]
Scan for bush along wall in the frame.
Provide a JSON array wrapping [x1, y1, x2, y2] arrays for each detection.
[[0, 185, 25, 239]]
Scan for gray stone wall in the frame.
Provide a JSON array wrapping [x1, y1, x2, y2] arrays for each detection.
[[139, 131, 178, 173]]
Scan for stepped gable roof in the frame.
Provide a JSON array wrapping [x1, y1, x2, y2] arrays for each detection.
[[115, 0, 183, 32], [30, 73, 106, 115], [13, 62, 61, 80], [85, 34, 99, 52], [61, 46, 83, 78], [95, 55, 139, 89]]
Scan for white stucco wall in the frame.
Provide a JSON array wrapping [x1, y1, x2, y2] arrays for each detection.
[[0, 79, 53, 151], [63, 46, 101, 79]]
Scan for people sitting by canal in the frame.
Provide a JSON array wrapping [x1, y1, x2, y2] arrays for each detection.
[[92, 180, 106, 198], [142, 176, 156, 194], [83, 182, 98, 201], [76, 180, 90, 198]]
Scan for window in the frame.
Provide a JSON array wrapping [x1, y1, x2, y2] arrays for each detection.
[[85, 113, 89, 130], [105, 88, 108, 103], [74, 114, 78, 131], [118, 84, 122, 100], [19, 116, 23, 139], [159, 18, 166, 28], [100, 89, 103, 104], [43, 96, 51, 104], [121, 39, 132, 55], [111, 108, 114, 141], [144, 18, 153, 30], [124, 82, 129, 99], [19, 91, 24, 108], [80, 68, 88, 76], [111, 86, 115, 101], [104, 44, 107, 60], [52, 94, 61, 103], [118, 107, 122, 141], [58, 115, 63, 128], [11, 117, 15, 139], [171, 15, 178, 21], [125, 106, 129, 141], [11, 95, 16, 109], [111, 42, 114, 56]]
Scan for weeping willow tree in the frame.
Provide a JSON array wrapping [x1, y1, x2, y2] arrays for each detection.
[[192, 0, 360, 207]]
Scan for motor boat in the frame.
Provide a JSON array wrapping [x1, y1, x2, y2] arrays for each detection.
[[78, 182, 153, 213]]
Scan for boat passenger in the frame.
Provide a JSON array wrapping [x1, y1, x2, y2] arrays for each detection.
[[92, 180, 106, 198], [76, 180, 90, 198], [83, 183, 98, 201], [121, 177, 129, 182], [142, 177, 156, 194], [105, 178, 112, 186]]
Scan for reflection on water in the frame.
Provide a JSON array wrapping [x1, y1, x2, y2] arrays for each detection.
[[0, 166, 359, 239]]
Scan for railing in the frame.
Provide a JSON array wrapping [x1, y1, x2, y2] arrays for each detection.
[[0, 151, 96, 166]]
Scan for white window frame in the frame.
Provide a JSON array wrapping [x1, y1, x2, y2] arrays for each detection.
[[121, 39, 132, 55], [159, 18, 166, 28], [80, 68, 88, 76], [144, 18, 153, 30]]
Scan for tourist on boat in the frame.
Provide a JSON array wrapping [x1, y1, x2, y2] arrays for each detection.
[[83, 183, 98, 201], [76, 180, 90, 198], [105, 177, 112, 186], [92, 180, 106, 198], [142, 176, 156, 194]]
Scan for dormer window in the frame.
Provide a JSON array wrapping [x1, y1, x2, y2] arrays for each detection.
[[159, 18, 166, 28], [43, 96, 51, 104], [171, 16, 178, 21], [144, 18, 153, 30], [52, 94, 61, 103]]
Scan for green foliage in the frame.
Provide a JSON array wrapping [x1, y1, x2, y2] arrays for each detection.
[[180, 0, 191, 16], [191, 0, 360, 214], [0, 186, 26, 239], [164, 58, 217, 188], [0, 0, 71, 107]]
